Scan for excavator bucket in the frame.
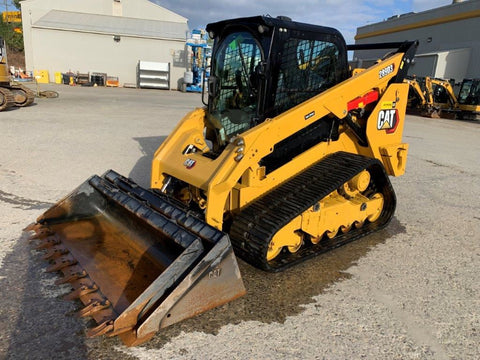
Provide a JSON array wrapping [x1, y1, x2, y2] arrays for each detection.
[[25, 170, 245, 346]]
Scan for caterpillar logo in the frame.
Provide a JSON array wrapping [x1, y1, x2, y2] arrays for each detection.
[[377, 109, 399, 134], [183, 158, 196, 169]]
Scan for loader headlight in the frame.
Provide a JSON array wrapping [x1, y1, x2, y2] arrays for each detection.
[[234, 154, 244, 162], [258, 25, 269, 34], [234, 137, 245, 162]]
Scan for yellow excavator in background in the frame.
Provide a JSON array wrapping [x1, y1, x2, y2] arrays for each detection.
[[25, 16, 417, 346], [406, 75, 480, 120], [405, 76, 439, 117], [0, 36, 35, 111], [428, 77, 458, 119]]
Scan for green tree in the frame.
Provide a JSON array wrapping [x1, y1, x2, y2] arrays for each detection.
[[0, 17, 24, 52], [12, 0, 22, 10]]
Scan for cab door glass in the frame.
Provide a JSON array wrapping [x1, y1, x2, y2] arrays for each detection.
[[210, 32, 263, 138]]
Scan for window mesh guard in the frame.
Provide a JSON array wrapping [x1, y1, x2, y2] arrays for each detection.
[[274, 39, 339, 115]]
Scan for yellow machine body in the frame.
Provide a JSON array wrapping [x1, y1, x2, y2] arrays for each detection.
[[152, 55, 410, 230]]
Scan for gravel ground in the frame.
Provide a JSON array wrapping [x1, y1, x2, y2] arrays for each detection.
[[0, 84, 479, 359]]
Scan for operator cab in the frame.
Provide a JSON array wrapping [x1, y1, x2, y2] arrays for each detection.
[[206, 16, 349, 145], [458, 79, 480, 105]]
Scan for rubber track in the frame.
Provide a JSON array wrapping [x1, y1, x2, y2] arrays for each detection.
[[9, 84, 35, 107], [0, 87, 14, 111], [229, 151, 396, 272]]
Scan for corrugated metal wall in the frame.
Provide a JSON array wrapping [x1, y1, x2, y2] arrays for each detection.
[[21, 0, 189, 88], [353, 1, 480, 81]]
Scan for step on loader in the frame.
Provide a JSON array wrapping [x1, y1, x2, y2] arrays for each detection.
[[26, 16, 417, 346]]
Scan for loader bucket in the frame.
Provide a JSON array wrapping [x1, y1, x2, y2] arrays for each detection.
[[25, 170, 245, 346]]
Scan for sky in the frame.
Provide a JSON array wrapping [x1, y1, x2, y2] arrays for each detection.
[[3, 0, 453, 44], [151, 0, 453, 44]]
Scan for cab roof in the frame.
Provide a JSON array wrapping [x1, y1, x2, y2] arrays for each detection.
[[206, 15, 345, 42]]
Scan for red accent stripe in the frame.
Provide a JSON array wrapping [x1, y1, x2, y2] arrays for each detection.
[[347, 90, 379, 111]]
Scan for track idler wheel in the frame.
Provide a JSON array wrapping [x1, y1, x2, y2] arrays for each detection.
[[366, 193, 384, 222], [266, 216, 303, 261]]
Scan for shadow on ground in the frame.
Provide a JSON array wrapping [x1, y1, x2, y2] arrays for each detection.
[[128, 136, 167, 188]]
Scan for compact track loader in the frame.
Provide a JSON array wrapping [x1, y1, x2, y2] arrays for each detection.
[[0, 37, 35, 111], [26, 16, 417, 346]]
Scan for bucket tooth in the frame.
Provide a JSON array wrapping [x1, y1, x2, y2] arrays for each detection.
[[46, 254, 78, 272], [64, 284, 98, 301], [77, 300, 111, 318], [24, 223, 43, 232], [35, 235, 61, 250], [43, 244, 68, 260], [55, 269, 87, 285], [106, 325, 134, 338], [28, 228, 54, 240], [87, 319, 114, 338]]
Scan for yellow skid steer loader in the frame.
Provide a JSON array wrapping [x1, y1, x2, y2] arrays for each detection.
[[26, 16, 417, 346]]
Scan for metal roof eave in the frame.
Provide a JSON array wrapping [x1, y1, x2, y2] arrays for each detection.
[[32, 9, 188, 42], [31, 24, 186, 42]]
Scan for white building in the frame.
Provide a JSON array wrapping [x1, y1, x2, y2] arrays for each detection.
[[353, 0, 480, 82], [21, 0, 189, 89]]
